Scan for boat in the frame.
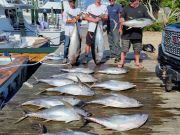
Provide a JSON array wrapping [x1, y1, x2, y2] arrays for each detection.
[[0, 0, 65, 46], [0, 56, 29, 109]]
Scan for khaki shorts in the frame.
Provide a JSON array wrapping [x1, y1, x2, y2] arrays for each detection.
[[86, 32, 95, 46], [121, 39, 142, 53]]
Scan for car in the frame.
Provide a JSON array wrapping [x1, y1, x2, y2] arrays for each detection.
[[156, 23, 180, 92]]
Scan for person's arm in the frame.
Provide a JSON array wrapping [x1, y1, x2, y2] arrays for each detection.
[[119, 7, 125, 33], [63, 10, 78, 24]]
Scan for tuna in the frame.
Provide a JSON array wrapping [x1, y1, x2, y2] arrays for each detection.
[[87, 94, 142, 108], [61, 67, 94, 74], [51, 73, 97, 83], [91, 23, 104, 64], [38, 78, 75, 87], [46, 83, 94, 96], [21, 96, 85, 109], [15, 105, 90, 124], [87, 114, 148, 131], [123, 18, 153, 28], [97, 67, 127, 75], [92, 80, 136, 91], [68, 22, 81, 65], [42, 131, 97, 135]]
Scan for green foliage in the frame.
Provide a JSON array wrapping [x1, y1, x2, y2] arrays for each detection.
[[144, 21, 164, 31], [116, 0, 128, 7], [166, 17, 177, 24], [144, 18, 177, 31]]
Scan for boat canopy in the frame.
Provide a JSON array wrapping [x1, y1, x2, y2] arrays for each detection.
[[0, 0, 14, 8]]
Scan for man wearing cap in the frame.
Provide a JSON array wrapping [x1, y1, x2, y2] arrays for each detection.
[[107, 0, 123, 63], [62, 0, 81, 63], [83, 0, 108, 64], [118, 0, 151, 69]]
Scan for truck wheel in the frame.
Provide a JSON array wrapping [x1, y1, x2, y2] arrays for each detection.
[[164, 80, 173, 92]]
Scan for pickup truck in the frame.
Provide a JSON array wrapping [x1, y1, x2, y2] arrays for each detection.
[[156, 23, 180, 92]]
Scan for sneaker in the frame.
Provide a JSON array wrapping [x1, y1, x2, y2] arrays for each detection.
[[82, 56, 88, 64], [114, 58, 120, 63], [62, 58, 67, 64]]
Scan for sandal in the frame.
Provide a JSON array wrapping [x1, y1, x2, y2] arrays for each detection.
[[117, 63, 124, 68], [135, 64, 144, 69]]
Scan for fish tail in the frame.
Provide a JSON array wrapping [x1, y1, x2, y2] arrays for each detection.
[[14, 116, 28, 124]]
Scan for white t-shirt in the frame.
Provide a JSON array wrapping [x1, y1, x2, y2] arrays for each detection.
[[86, 4, 107, 32], [63, 8, 81, 36]]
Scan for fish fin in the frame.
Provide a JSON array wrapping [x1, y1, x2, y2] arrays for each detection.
[[127, 27, 132, 30], [38, 123, 48, 134], [79, 118, 90, 129], [66, 128, 73, 131], [102, 105, 108, 108], [32, 75, 39, 85], [75, 101, 86, 108], [23, 82, 33, 88], [35, 90, 46, 95], [43, 119, 51, 123], [14, 116, 28, 124], [58, 99, 73, 109], [37, 106, 44, 110], [82, 82, 91, 88], [90, 82, 96, 88], [76, 76, 83, 85]]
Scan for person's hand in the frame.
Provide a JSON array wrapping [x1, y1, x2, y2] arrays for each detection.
[[94, 17, 101, 23], [73, 18, 77, 23], [75, 16, 80, 21], [119, 28, 123, 33]]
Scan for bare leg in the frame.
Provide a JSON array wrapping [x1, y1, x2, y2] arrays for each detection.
[[83, 45, 91, 64], [85, 44, 91, 55], [118, 52, 126, 68], [134, 51, 144, 68]]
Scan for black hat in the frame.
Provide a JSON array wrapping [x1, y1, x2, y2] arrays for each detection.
[[68, 0, 76, 2]]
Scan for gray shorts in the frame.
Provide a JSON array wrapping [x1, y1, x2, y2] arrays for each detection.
[[121, 39, 142, 53]]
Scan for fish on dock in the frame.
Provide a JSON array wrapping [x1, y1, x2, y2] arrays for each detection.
[[87, 94, 142, 108], [15, 101, 91, 124], [45, 83, 94, 96], [21, 96, 85, 109], [123, 18, 153, 28], [97, 67, 127, 75], [43, 77, 94, 96], [92, 80, 136, 91], [42, 131, 97, 135], [51, 73, 97, 83], [61, 67, 94, 74], [38, 78, 75, 87], [68, 22, 81, 65], [86, 113, 148, 131]]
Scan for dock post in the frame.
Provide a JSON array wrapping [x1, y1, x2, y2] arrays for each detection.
[[31, 0, 35, 25], [17, 8, 26, 36]]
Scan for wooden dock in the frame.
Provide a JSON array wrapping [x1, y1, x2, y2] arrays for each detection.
[[0, 59, 180, 135]]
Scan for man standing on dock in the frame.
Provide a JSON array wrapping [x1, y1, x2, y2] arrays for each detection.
[[83, 0, 108, 64], [107, 0, 123, 63], [62, 0, 81, 63], [118, 0, 151, 69]]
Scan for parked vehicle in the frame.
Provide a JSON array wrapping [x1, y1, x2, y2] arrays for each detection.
[[156, 23, 180, 92]]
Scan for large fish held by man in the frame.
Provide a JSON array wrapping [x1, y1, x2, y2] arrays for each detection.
[[91, 23, 105, 64], [68, 22, 81, 65], [123, 18, 153, 28]]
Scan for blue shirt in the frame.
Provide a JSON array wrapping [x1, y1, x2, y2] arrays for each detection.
[[107, 4, 123, 31]]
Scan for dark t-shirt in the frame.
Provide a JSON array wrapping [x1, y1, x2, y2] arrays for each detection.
[[121, 4, 151, 39], [107, 4, 123, 31]]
